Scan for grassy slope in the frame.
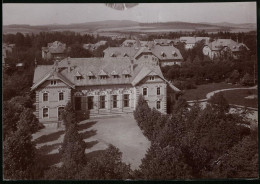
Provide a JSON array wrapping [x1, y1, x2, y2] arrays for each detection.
[[220, 89, 257, 108], [182, 82, 242, 101]]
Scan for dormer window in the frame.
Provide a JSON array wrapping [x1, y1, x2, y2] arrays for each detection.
[[76, 76, 82, 80], [123, 53, 128, 57], [87, 71, 95, 80], [149, 76, 155, 80], [111, 70, 119, 78], [125, 74, 131, 78], [98, 69, 108, 79], [110, 53, 116, 57], [100, 76, 107, 79], [122, 69, 130, 78], [75, 71, 82, 80], [161, 52, 166, 57], [50, 80, 57, 85], [172, 51, 177, 57]]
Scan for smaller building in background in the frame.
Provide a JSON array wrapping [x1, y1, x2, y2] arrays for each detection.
[[2, 43, 15, 67], [180, 36, 210, 49], [83, 40, 107, 51], [104, 43, 183, 66], [42, 41, 67, 60], [154, 39, 179, 46], [203, 39, 250, 60]]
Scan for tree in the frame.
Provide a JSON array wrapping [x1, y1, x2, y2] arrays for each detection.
[[205, 127, 258, 178], [241, 73, 253, 86], [67, 44, 93, 58], [4, 126, 36, 179], [61, 101, 78, 129], [17, 108, 44, 134], [208, 93, 230, 114], [3, 100, 24, 140], [137, 143, 193, 180], [78, 145, 131, 180], [229, 69, 240, 84]]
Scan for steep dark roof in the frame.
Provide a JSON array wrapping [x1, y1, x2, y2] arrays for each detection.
[[32, 57, 179, 92]]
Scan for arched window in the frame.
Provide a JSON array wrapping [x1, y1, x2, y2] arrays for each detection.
[[156, 101, 161, 109], [157, 87, 161, 95], [143, 88, 148, 96], [43, 93, 48, 101], [58, 107, 64, 121], [59, 92, 64, 101], [43, 108, 48, 118]]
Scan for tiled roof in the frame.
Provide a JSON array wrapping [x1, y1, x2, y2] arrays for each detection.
[[32, 57, 179, 92], [205, 39, 250, 52], [103, 47, 140, 58], [121, 40, 137, 46], [154, 39, 178, 46], [134, 45, 183, 61], [180, 37, 209, 44], [105, 45, 183, 61], [42, 41, 66, 54]]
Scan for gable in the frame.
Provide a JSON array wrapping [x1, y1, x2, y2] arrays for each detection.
[[31, 70, 75, 91]]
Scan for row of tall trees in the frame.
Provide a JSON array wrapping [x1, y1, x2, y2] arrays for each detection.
[[43, 102, 131, 180], [133, 94, 257, 179], [3, 95, 44, 179]]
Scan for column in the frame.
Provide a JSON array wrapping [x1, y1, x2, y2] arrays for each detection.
[[35, 91, 39, 119], [119, 93, 123, 112], [94, 95, 99, 114], [107, 93, 111, 112]]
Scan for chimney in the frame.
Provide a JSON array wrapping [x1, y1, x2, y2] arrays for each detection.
[[67, 57, 71, 72], [130, 59, 134, 72]]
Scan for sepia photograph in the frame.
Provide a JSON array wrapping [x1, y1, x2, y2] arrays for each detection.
[[2, 2, 258, 180]]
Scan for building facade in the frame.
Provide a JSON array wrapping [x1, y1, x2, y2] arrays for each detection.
[[42, 41, 67, 60], [31, 57, 180, 123], [202, 39, 250, 60], [180, 36, 210, 50], [104, 44, 183, 66]]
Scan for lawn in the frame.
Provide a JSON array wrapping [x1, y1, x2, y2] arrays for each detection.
[[182, 82, 242, 101], [220, 89, 258, 108]]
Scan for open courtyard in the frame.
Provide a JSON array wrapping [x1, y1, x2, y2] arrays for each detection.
[[33, 114, 150, 170]]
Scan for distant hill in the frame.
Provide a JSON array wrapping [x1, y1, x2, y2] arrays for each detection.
[[199, 22, 256, 29], [3, 20, 256, 34]]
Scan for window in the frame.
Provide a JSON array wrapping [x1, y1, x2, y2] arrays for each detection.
[[156, 101, 161, 109], [113, 75, 119, 79], [43, 108, 48, 118], [149, 76, 155, 80], [157, 87, 161, 95], [112, 95, 117, 108], [125, 74, 131, 78], [75, 97, 81, 111], [50, 80, 57, 85], [123, 94, 130, 107], [58, 107, 64, 121], [144, 55, 148, 59], [100, 96, 106, 109], [59, 92, 64, 101], [43, 93, 48, 101], [87, 96, 94, 110], [143, 88, 148, 96], [76, 76, 81, 80], [89, 76, 95, 79], [100, 76, 107, 79]]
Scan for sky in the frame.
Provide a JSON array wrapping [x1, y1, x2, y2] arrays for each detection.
[[3, 2, 257, 25]]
